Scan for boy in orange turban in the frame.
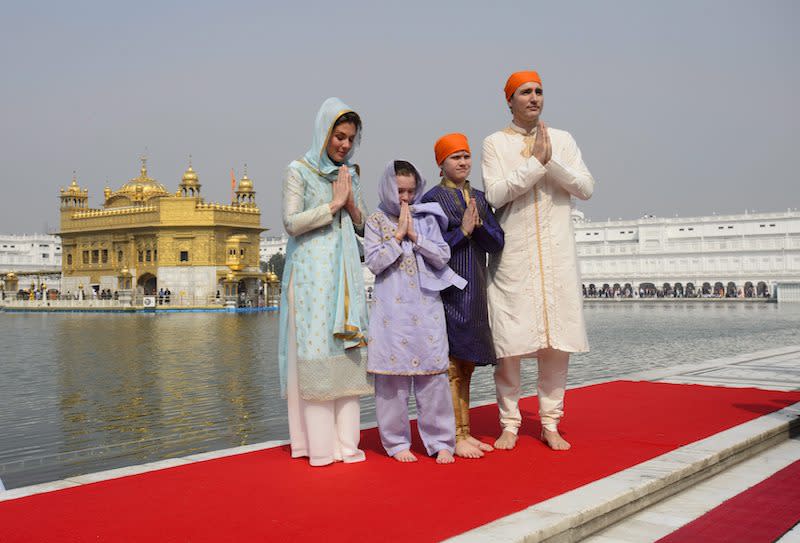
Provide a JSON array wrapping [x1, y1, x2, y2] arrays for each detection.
[[422, 133, 505, 459], [483, 71, 595, 451]]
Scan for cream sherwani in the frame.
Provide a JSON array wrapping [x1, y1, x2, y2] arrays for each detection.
[[482, 122, 594, 432]]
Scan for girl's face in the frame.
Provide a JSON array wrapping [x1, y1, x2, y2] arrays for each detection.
[[396, 174, 416, 204], [326, 122, 357, 163], [440, 151, 472, 184]]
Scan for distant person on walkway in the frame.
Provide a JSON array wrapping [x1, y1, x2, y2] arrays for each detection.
[[278, 97, 372, 467], [422, 133, 504, 458], [365, 160, 464, 464], [483, 70, 595, 451]]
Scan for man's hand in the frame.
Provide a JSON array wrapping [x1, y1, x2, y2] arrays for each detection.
[[532, 121, 552, 165]]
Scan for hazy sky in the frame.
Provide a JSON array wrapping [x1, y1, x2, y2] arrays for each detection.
[[1, 1, 797, 236]]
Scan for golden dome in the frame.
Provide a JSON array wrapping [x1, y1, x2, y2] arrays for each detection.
[[238, 173, 253, 192], [182, 165, 199, 185], [113, 157, 169, 202]]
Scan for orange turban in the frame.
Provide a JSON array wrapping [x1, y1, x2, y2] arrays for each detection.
[[434, 133, 470, 165], [504, 71, 542, 101]]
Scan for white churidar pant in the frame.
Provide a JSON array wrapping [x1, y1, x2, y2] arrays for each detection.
[[286, 281, 365, 466], [494, 348, 569, 433]]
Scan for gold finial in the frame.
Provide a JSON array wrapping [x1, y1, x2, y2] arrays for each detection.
[[188, 154, 193, 167], [140, 155, 148, 178]]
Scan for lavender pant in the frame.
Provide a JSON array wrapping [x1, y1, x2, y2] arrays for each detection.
[[374, 373, 456, 457]]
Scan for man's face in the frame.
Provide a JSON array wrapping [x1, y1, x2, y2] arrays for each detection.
[[396, 174, 416, 204], [508, 81, 544, 126], [440, 151, 472, 184]]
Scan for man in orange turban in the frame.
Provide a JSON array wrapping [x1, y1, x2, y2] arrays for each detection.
[[423, 133, 504, 459], [483, 71, 596, 451]]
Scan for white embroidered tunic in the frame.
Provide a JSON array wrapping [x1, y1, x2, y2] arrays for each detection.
[[482, 123, 595, 358]]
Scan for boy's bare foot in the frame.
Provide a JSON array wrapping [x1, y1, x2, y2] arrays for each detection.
[[494, 430, 518, 450], [466, 435, 494, 452], [541, 428, 571, 450], [393, 450, 418, 462], [455, 439, 484, 459], [436, 450, 455, 464]]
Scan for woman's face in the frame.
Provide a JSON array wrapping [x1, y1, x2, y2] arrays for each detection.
[[326, 121, 358, 164]]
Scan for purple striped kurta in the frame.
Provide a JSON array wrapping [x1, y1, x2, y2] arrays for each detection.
[[421, 183, 505, 366]]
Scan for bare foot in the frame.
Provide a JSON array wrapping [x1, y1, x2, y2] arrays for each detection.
[[494, 430, 518, 450], [541, 428, 571, 450], [466, 435, 494, 452], [393, 450, 418, 462], [436, 449, 455, 464], [455, 439, 484, 459]]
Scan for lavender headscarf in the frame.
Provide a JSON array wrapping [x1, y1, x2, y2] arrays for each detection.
[[377, 160, 466, 292]]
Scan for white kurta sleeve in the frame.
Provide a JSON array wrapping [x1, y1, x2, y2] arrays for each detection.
[[545, 132, 595, 201], [482, 137, 548, 209], [282, 168, 334, 237]]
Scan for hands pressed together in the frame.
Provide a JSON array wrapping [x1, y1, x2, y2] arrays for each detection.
[[330, 165, 361, 224], [394, 202, 417, 244], [460, 197, 482, 238], [532, 121, 552, 165]]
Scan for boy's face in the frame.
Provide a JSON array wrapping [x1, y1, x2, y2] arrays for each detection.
[[440, 151, 471, 184], [396, 174, 416, 204]]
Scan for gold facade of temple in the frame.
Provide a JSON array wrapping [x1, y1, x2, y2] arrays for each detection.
[[58, 158, 266, 304]]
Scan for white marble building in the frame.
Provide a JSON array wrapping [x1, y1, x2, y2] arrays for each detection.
[[260, 234, 288, 263], [573, 208, 800, 297], [0, 234, 61, 273]]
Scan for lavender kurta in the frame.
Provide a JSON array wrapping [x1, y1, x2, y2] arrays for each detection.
[[365, 211, 451, 375], [422, 183, 505, 366]]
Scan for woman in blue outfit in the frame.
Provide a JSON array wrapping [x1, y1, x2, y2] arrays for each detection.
[[278, 97, 373, 467]]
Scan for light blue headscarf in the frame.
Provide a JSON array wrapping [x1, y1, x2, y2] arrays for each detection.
[[300, 97, 362, 179]]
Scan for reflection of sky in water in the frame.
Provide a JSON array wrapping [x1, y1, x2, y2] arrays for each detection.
[[1, 303, 798, 488]]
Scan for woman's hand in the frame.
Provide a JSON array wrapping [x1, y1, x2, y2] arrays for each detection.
[[330, 165, 352, 214], [405, 204, 417, 243]]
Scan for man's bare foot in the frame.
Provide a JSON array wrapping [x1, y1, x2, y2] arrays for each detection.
[[436, 449, 455, 464], [494, 430, 518, 450], [541, 428, 571, 450], [393, 450, 418, 462], [455, 439, 484, 459], [466, 435, 494, 452]]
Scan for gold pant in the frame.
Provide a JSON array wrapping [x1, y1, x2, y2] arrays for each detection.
[[448, 357, 475, 440]]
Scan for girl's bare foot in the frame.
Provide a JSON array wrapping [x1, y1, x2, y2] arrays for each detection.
[[494, 430, 518, 450], [436, 450, 455, 464], [455, 439, 484, 459], [541, 428, 571, 450], [466, 435, 494, 452], [393, 450, 418, 462]]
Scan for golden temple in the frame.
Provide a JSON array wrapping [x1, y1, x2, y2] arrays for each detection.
[[58, 157, 266, 305]]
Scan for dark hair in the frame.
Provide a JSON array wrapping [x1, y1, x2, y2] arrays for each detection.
[[394, 160, 417, 180], [333, 111, 362, 132]]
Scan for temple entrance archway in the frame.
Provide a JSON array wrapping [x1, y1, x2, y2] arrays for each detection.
[[137, 273, 157, 295]]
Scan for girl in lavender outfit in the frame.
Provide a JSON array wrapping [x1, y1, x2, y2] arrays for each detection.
[[365, 160, 466, 464]]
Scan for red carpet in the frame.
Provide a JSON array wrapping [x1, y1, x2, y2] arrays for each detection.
[[1, 381, 798, 542], [657, 459, 800, 543]]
